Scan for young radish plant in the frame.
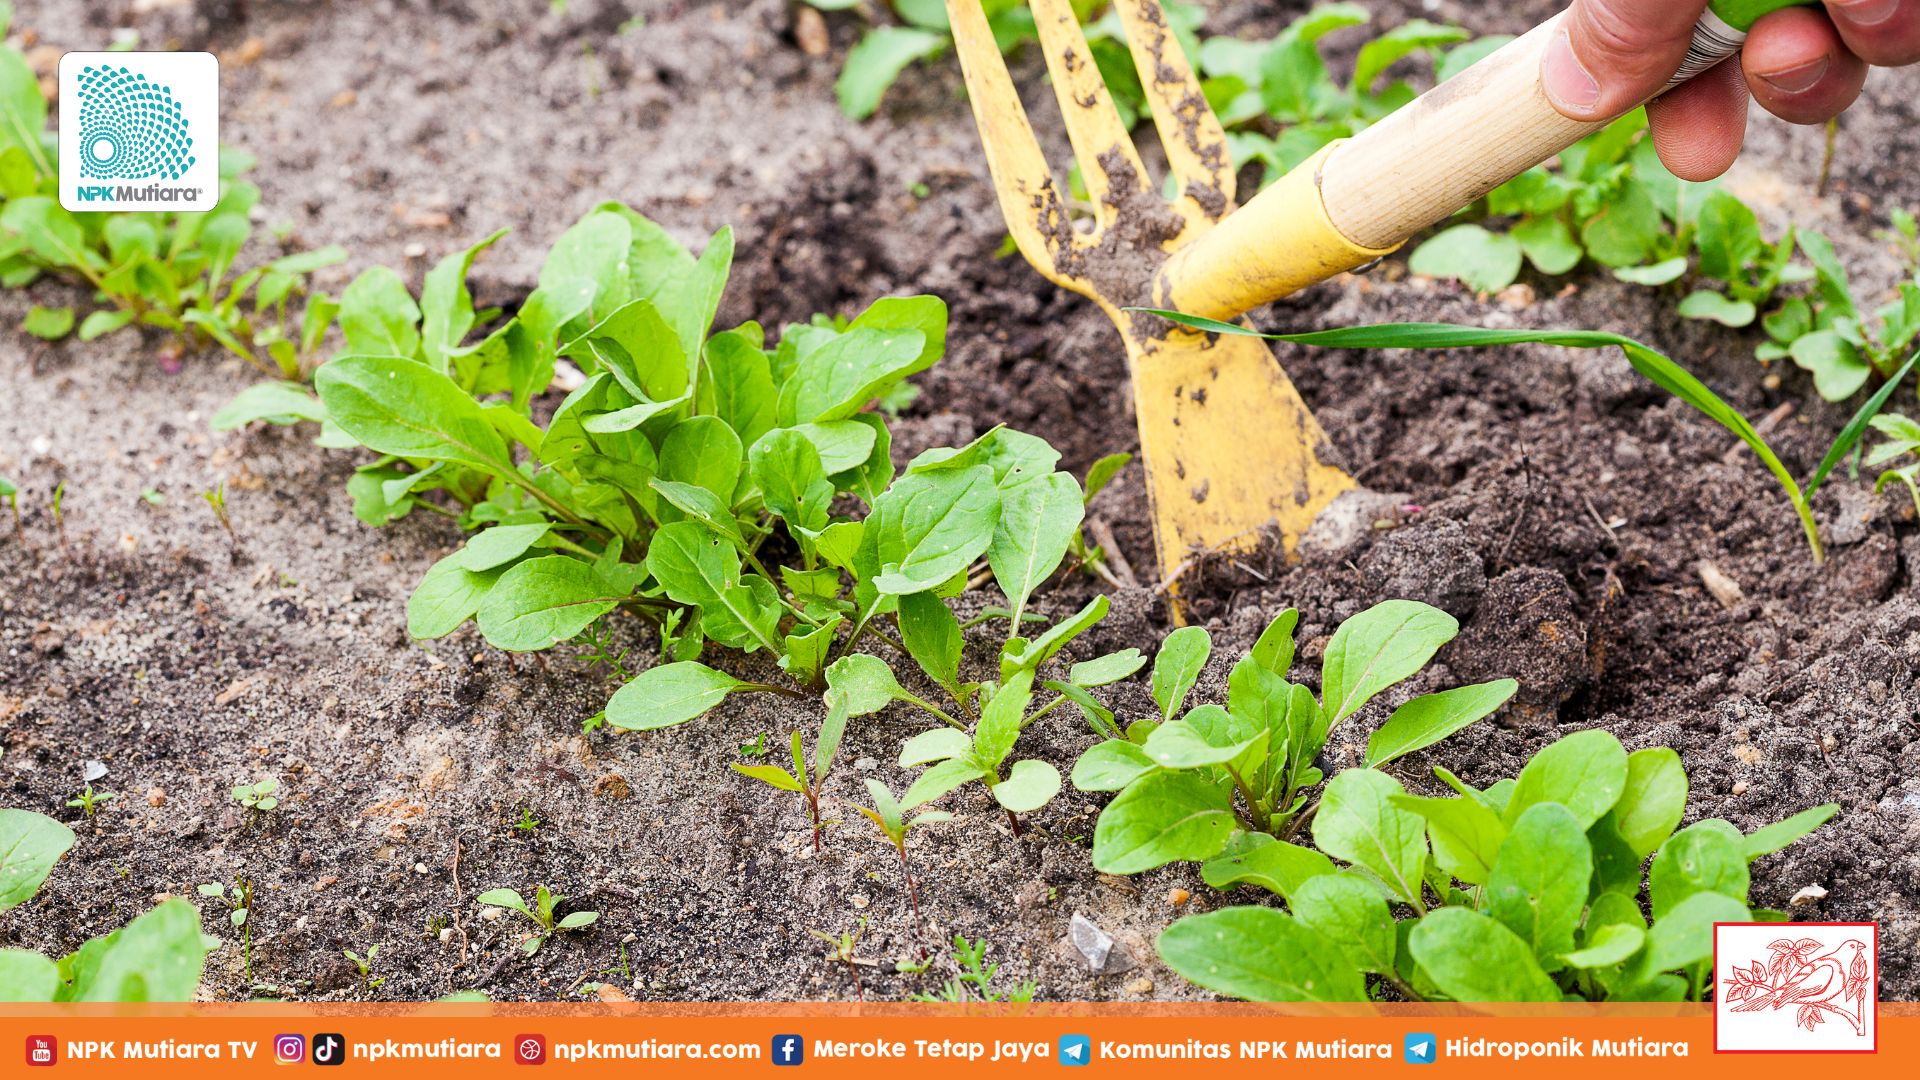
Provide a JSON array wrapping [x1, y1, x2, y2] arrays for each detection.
[[0, 812, 211, 1003], [0, 24, 345, 367], [1077, 600, 1514, 876], [1138, 312, 1920, 563], [1153, 727, 1839, 1003], [1763, 222, 1920, 402]]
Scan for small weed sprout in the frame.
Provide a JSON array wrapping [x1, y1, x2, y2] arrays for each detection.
[[477, 886, 599, 955], [231, 776, 280, 816], [911, 935, 1035, 1004], [197, 877, 256, 979], [50, 481, 66, 546], [808, 916, 870, 1001], [202, 482, 234, 541], [512, 808, 540, 832], [730, 694, 850, 854], [854, 780, 949, 923], [0, 474, 17, 529], [65, 784, 116, 818], [342, 945, 384, 990]]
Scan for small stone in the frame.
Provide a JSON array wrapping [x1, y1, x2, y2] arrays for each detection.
[[480, 907, 503, 921], [438, 928, 454, 944], [794, 5, 829, 56], [403, 242, 428, 258], [593, 773, 632, 801], [1124, 977, 1153, 994], [146, 787, 166, 807], [1732, 781, 1748, 796], [1822, 734, 1839, 753], [849, 894, 869, 910], [1697, 561, 1744, 610], [413, 862, 429, 874], [1790, 885, 1828, 907], [1068, 913, 1135, 975], [1168, 888, 1190, 906]]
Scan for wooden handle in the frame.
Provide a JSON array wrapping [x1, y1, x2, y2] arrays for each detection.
[[1319, 14, 1605, 251]]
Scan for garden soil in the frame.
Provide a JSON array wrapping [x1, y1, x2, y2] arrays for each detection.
[[3, 0, 1918, 1002]]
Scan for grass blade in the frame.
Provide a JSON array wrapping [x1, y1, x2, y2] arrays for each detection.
[[1135, 310, 1824, 562], [1805, 347, 1920, 498]]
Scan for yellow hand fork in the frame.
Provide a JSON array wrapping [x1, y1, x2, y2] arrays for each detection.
[[945, 0, 1807, 584]]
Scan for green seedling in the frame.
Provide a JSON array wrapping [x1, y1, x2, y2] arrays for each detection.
[[808, 0, 1119, 122], [1154, 728, 1839, 1003], [1761, 224, 1920, 402], [1202, 4, 1467, 187], [342, 945, 384, 990], [65, 784, 116, 819], [739, 732, 770, 758], [231, 776, 279, 816], [0, 34, 345, 368], [202, 482, 233, 541], [910, 934, 1036, 1003], [1143, 312, 1920, 564], [1, 474, 17, 528], [140, 488, 164, 506], [196, 877, 256, 979], [477, 886, 599, 956], [513, 808, 541, 832], [1077, 600, 1513, 875], [808, 916, 871, 1001], [1867, 413, 1920, 513], [731, 693, 851, 853], [854, 779, 951, 921], [49, 481, 65, 546]]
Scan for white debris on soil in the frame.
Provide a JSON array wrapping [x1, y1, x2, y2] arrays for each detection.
[[1068, 913, 1134, 975], [1697, 561, 1744, 610]]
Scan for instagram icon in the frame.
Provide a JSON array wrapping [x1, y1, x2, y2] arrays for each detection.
[[274, 1034, 307, 1064]]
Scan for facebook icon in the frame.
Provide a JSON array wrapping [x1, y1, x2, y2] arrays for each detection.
[[771, 1035, 805, 1066]]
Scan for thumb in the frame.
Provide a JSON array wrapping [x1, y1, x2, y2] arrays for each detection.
[[1543, 0, 1713, 120]]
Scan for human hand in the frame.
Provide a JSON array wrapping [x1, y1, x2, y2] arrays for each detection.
[[1540, 0, 1920, 180]]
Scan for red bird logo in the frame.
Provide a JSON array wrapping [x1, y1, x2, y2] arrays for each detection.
[[1723, 937, 1871, 1035]]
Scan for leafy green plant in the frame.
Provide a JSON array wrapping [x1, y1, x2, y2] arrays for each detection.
[[1154, 727, 1838, 1002], [910, 934, 1036, 1003], [65, 784, 115, 819], [1, 808, 213, 1002], [1200, 3, 1468, 184], [1078, 600, 1513, 875], [478, 885, 599, 955], [342, 944, 384, 990], [1867, 413, 1920, 512], [1143, 312, 1920, 563], [0, 35, 344, 367], [202, 482, 234, 541], [806, 0, 1112, 121], [513, 807, 541, 832], [230, 776, 279, 816], [0, 808, 75, 914], [731, 694, 850, 853], [195, 877, 255, 979], [0, 473, 16, 528], [1762, 227, 1920, 402], [854, 779, 951, 920]]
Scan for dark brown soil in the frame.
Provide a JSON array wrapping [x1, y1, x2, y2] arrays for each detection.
[[3, 0, 1917, 1004]]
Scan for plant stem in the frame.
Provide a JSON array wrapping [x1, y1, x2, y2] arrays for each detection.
[[1789, 493, 1825, 565], [1817, 117, 1839, 197], [806, 792, 823, 855], [901, 692, 968, 731], [1018, 694, 1067, 730], [898, 846, 922, 923], [1004, 808, 1023, 838]]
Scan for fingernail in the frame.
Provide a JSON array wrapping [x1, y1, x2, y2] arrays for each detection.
[[1541, 28, 1601, 113], [1831, 0, 1900, 27], [1757, 56, 1830, 93]]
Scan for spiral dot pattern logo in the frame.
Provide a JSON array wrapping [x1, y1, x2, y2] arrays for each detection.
[[74, 64, 197, 181]]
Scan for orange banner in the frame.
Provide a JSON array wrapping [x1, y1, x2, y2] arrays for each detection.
[[2, 1003, 1916, 1077]]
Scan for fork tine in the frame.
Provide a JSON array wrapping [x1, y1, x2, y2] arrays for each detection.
[[945, 0, 1087, 289], [1112, 0, 1235, 221], [1028, 0, 1151, 232]]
